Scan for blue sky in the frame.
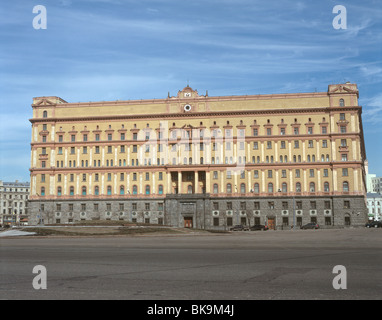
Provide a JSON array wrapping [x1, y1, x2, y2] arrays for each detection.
[[0, 0, 381, 181]]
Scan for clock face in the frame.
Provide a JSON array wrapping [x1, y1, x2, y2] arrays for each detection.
[[184, 92, 191, 97]]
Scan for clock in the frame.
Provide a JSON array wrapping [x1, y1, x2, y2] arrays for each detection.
[[184, 92, 191, 97]]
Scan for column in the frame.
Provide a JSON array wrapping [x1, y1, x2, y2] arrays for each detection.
[[178, 171, 182, 194], [206, 171, 211, 193], [195, 171, 199, 194]]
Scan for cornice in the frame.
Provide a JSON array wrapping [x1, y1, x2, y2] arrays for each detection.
[[29, 106, 363, 124]]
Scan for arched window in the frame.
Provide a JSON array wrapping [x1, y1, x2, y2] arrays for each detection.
[[132, 185, 137, 195], [69, 186, 74, 196], [145, 185, 150, 195], [120, 186, 124, 195], [227, 183, 232, 194], [324, 182, 330, 192], [240, 183, 246, 194], [107, 186, 112, 196], [282, 182, 287, 193], [43, 110, 48, 118], [343, 181, 349, 192], [268, 183, 273, 193], [158, 185, 163, 195], [189, 157, 192, 165], [41, 187, 45, 196], [94, 186, 99, 195], [213, 183, 218, 194], [296, 182, 301, 192], [82, 186, 87, 196], [339, 98, 345, 107], [254, 183, 259, 193], [57, 187, 62, 196], [187, 185, 193, 194], [310, 182, 315, 192]]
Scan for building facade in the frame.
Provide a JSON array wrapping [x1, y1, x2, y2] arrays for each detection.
[[366, 193, 382, 221], [0, 180, 30, 226], [28, 83, 368, 229]]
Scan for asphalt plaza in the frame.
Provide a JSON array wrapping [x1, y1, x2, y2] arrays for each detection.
[[0, 228, 381, 300]]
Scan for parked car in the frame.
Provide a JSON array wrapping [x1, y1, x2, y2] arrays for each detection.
[[230, 225, 249, 231], [300, 222, 319, 230], [250, 224, 269, 231], [365, 221, 382, 228]]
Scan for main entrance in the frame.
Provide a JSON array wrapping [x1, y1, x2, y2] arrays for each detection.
[[184, 217, 193, 228], [268, 218, 276, 230]]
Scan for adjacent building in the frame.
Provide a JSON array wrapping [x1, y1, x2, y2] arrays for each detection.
[[0, 180, 30, 226], [366, 193, 382, 221], [28, 82, 368, 229]]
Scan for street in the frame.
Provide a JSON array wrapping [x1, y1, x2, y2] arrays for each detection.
[[0, 228, 381, 300]]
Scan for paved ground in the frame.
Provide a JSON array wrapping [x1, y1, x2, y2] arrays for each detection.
[[0, 228, 381, 300]]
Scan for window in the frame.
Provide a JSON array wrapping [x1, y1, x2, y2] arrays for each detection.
[[282, 182, 287, 193], [213, 184, 218, 194], [342, 168, 348, 176], [254, 202, 260, 210], [339, 99, 345, 107], [107, 186, 112, 196], [343, 181, 349, 192], [240, 183, 246, 194], [309, 182, 315, 192], [69, 187, 74, 196], [268, 201, 274, 209], [226, 183, 232, 194], [296, 182, 301, 192], [82, 186, 87, 196], [94, 186, 99, 195], [145, 185, 150, 195], [324, 182, 330, 192], [132, 185, 138, 195], [254, 183, 259, 193], [344, 201, 350, 209], [120, 186, 124, 195], [340, 126, 347, 133], [322, 126, 327, 134], [158, 185, 163, 195], [268, 183, 273, 193]]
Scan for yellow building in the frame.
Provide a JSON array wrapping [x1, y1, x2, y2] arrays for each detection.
[[28, 83, 367, 229]]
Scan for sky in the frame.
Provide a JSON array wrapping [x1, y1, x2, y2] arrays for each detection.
[[0, 0, 381, 181]]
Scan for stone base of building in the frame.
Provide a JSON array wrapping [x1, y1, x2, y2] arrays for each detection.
[[27, 194, 368, 229]]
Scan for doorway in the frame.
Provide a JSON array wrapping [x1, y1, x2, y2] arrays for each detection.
[[268, 218, 275, 230], [184, 217, 193, 228]]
